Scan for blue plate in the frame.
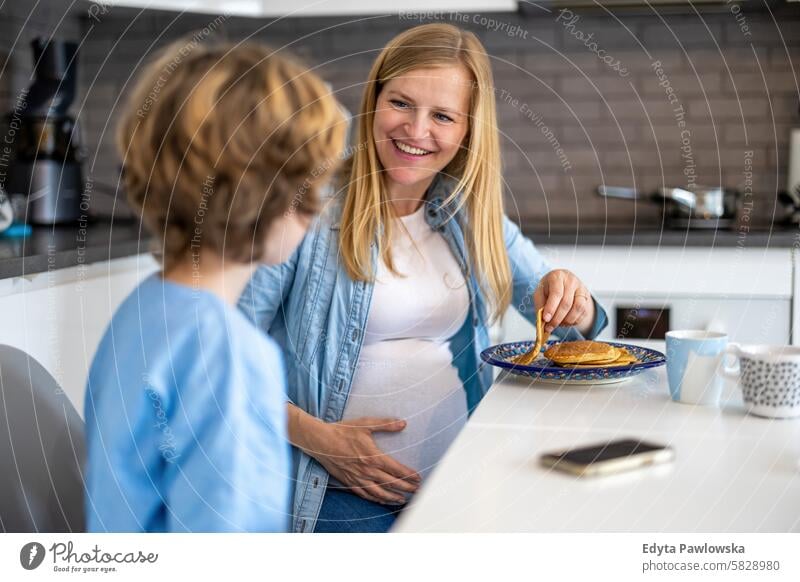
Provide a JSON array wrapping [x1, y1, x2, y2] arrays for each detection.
[[480, 340, 666, 385]]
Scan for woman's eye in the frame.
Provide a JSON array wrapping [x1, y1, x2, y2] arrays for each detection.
[[390, 100, 409, 109], [434, 112, 454, 123]]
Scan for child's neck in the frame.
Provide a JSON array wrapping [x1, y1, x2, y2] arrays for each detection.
[[162, 251, 255, 307]]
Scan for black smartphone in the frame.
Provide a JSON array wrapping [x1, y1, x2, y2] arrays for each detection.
[[540, 438, 674, 477]]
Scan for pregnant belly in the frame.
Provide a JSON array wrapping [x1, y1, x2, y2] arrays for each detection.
[[342, 339, 469, 482]]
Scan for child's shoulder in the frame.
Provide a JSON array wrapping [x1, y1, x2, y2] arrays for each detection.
[[191, 291, 283, 368], [113, 274, 266, 363]]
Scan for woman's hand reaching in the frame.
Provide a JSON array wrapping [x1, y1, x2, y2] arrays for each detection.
[[533, 269, 596, 336]]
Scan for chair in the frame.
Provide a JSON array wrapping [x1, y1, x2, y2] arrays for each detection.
[[0, 345, 85, 532]]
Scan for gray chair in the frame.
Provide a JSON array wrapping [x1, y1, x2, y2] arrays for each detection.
[[0, 345, 85, 532]]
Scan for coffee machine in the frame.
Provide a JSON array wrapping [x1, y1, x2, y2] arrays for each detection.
[[4, 38, 83, 225]]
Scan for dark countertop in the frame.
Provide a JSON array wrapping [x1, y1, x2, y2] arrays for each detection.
[[0, 220, 149, 280], [522, 224, 800, 248], [2, 220, 798, 281]]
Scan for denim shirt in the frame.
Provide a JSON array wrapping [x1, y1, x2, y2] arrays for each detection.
[[239, 175, 608, 533]]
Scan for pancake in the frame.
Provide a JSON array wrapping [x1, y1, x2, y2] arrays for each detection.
[[557, 346, 640, 368], [611, 347, 638, 365], [544, 340, 617, 364], [512, 307, 551, 366]]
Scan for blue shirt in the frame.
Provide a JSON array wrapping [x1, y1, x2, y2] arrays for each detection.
[[85, 274, 290, 532], [239, 173, 609, 532]]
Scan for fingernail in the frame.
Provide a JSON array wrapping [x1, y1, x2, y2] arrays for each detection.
[[544, 312, 552, 322]]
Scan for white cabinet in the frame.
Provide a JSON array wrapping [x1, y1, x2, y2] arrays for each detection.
[[500, 246, 795, 346], [93, 0, 516, 17], [0, 254, 159, 416]]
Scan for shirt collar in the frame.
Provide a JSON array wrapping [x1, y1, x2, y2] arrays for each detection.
[[329, 173, 459, 230]]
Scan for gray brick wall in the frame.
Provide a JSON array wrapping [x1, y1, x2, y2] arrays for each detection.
[[0, 1, 83, 103], [5, 3, 800, 228]]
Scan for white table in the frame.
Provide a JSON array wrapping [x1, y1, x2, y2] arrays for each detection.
[[394, 352, 800, 532]]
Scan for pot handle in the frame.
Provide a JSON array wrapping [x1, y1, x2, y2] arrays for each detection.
[[596, 186, 643, 200]]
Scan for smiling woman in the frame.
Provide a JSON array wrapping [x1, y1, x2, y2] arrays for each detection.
[[341, 25, 509, 317], [239, 23, 609, 534]]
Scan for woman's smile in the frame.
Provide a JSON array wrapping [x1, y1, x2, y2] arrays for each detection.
[[390, 138, 435, 159]]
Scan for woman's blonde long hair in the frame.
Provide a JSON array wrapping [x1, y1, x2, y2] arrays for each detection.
[[340, 23, 511, 321]]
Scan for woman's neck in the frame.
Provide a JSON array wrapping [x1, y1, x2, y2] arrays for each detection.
[[387, 176, 435, 217], [162, 250, 255, 306]]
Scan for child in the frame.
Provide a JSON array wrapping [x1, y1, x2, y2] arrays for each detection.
[[84, 41, 344, 532]]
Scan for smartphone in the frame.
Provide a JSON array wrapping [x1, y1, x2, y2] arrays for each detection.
[[539, 438, 674, 477]]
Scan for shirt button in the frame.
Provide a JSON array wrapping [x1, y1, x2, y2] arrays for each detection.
[[351, 328, 360, 342], [473, 316, 479, 326]]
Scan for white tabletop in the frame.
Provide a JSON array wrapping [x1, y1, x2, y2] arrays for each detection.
[[394, 354, 800, 532]]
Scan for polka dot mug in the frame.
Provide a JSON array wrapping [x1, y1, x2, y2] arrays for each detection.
[[722, 344, 800, 419]]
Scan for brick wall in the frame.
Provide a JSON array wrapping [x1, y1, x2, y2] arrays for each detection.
[[0, 1, 83, 110], [5, 3, 800, 228]]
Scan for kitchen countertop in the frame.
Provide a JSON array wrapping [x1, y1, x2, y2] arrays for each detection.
[[0, 220, 149, 280], [1, 220, 797, 281], [522, 223, 800, 248], [394, 356, 800, 532]]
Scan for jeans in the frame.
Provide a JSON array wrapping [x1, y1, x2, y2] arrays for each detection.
[[313, 488, 405, 533]]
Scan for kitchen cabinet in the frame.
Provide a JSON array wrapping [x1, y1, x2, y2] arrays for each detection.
[[0, 254, 159, 416], [500, 245, 795, 345], [92, 0, 516, 17]]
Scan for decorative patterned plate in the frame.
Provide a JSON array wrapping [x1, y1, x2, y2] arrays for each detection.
[[480, 340, 666, 385]]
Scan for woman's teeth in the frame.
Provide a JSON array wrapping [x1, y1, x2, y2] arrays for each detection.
[[393, 140, 431, 156]]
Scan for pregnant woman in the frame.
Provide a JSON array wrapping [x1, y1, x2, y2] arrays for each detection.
[[239, 23, 608, 533]]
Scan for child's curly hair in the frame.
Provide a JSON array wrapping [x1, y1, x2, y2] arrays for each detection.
[[117, 40, 345, 269]]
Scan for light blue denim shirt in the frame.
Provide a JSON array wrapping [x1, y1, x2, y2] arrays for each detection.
[[239, 174, 608, 533]]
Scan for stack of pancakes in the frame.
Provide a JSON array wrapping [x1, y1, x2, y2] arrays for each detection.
[[544, 340, 638, 368]]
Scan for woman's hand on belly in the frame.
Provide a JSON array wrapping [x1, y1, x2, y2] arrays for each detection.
[[288, 405, 421, 505]]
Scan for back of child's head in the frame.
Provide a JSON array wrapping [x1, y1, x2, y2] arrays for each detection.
[[117, 40, 345, 269]]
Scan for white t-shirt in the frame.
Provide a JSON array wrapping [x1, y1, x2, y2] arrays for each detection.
[[340, 203, 470, 489]]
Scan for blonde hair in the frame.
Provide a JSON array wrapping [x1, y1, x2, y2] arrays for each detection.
[[118, 40, 345, 269], [339, 23, 510, 320]]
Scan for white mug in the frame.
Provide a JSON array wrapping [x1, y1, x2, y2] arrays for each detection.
[[722, 344, 800, 419]]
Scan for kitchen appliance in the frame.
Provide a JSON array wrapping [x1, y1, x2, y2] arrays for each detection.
[[4, 38, 83, 225], [596, 185, 740, 229], [777, 189, 800, 226], [782, 128, 800, 226], [0, 185, 14, 233]]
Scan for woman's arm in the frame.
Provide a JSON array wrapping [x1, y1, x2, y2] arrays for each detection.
[[287, 404, 421, 505], [503, 215, 608, 339]]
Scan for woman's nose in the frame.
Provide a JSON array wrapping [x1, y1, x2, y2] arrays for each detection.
[[404, 110, 431, 139]]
